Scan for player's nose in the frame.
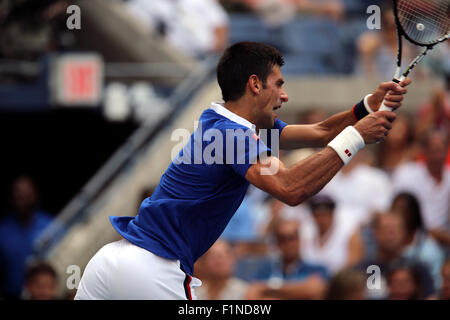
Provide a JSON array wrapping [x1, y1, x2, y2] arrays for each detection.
[[280, 89, 288, 103]]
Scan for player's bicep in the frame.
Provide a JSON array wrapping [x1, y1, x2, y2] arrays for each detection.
[[245, 156, 293, 205], [280, 124, 327, 150]]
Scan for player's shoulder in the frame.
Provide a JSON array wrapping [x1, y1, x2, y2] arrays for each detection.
[[200, 108, 250, 132]]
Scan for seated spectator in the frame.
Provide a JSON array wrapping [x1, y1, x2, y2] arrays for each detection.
[[295, 0, 345, 21], [386, 262, 425, 300], [238, 0, 345, 28], [440, 259, 450, 300], [321, 150, 392, 229], [414, 86, 450, 156], [377, 114, 417, 174], [232, 196, 290, 282], [0, 175, 53, 299], [126, 0, 229, 58], [194, 239, 249, 300], [22, 262, 58, 300], [245, 218, 328, 299], [356, 212, 435, 299], [221, 186, 272, 258], [392, 129, 450, 246], [301, 194, 364, 275], [391, 192, 445, 289], [324, 268, 367, 300]]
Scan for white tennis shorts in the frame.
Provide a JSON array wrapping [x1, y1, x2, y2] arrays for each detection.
[[74, 239, 202, 300]]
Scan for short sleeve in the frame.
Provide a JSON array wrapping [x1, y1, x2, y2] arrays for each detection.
[[225, 127, 271, 178], [274, 118, 288, 132], [262, 118, 287, 152]]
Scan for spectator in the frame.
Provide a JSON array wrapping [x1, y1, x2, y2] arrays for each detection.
[[414, 86, 450, 149], [325, 268, 367, 300], [295, 0, 345, 21], [237, 0, 345, 28], [221, 186, 272, 258], [194, 239, 249, 300], [126, 0, 229, 58], [0, 175, 53, 299], [22, 262, 58, 300], [232, 196, 291, 283], [357, 212, 435, 299], [377, 114, 417, 174], [391, 192, 445, 289], [440, 259, 450, 300], [321, 150, 392, 229], [386, 262, 424, 300], [301, 194, 364, 275], [392, 130, 450, 246], [245, 218, 328, 299]]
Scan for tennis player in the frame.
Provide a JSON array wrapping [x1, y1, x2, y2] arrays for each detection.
[[75, 42, 411, 300]]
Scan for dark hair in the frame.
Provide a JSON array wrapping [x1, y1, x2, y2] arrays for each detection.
[[25, 262, 57, 284], [386, 261, 424, 300], [216, 42, 284, 102], [325, 268, 366, 300], [391, 192, 423, 233], [420, 128, 449, 150]]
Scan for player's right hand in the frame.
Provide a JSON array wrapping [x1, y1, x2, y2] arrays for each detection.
[[367, 78, 412, 112], [353, 111, 397, 144]]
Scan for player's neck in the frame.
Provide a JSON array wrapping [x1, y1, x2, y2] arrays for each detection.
[[224, 99, 256, 128]]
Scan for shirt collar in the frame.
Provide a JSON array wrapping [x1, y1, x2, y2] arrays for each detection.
[[210, 102, 256, 132]]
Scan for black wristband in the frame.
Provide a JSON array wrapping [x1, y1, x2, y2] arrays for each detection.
[[353, 99, 369, 121]]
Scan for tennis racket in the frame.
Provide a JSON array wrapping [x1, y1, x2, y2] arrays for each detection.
[[380, 0, 450, 111]]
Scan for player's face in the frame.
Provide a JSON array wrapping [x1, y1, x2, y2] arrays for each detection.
[[254, 65, 288, 130]]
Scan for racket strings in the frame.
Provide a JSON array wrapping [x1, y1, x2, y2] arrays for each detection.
[[397, 0, 450, 45]]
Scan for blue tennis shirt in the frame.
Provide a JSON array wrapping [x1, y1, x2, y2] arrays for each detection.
[[110, 102, 287, 275]]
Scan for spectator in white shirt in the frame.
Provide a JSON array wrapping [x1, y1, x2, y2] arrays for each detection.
[[126, 0, 229, 58], [194, 239, 249, 300], [392, 130, 450, 246], [321, 150, 393, 230], [300, 194, 364, 275]]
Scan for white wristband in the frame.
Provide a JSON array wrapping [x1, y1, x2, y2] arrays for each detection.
[[364, 94, 374, 114], [328, 126, 365, 165]]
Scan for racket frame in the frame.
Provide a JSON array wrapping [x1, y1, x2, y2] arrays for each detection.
[[392, 0, 450, 80], [379, 0, 450, 111]]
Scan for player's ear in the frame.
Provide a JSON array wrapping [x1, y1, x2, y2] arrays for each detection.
[[248, 75, 261, 95]]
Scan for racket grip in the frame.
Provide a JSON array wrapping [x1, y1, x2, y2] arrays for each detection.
[[379, 77, 403, 112]]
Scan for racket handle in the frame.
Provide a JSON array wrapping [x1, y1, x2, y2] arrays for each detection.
[[379, 102, 393, 112], [379, 77, 404, 112]]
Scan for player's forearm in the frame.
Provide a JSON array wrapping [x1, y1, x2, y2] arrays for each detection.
[[280, 147, 344, 206], [316, 109, 358, 145], [279, 109, 357, 150]]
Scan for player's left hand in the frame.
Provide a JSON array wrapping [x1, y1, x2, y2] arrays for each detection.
[[368, 77, 412, 112]]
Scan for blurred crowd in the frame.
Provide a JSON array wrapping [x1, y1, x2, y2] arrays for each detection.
[[1, 0, 449, 78], [1, 0, 449, 300]]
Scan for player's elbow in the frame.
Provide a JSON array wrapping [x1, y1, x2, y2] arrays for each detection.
[[280, 184, 310, 207], [316, 123, 333, 146]]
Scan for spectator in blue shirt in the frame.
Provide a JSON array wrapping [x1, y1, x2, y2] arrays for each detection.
[[391, 192, 445, 290], [0, 176, 53, 299], [245, 217, 329, 299]]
